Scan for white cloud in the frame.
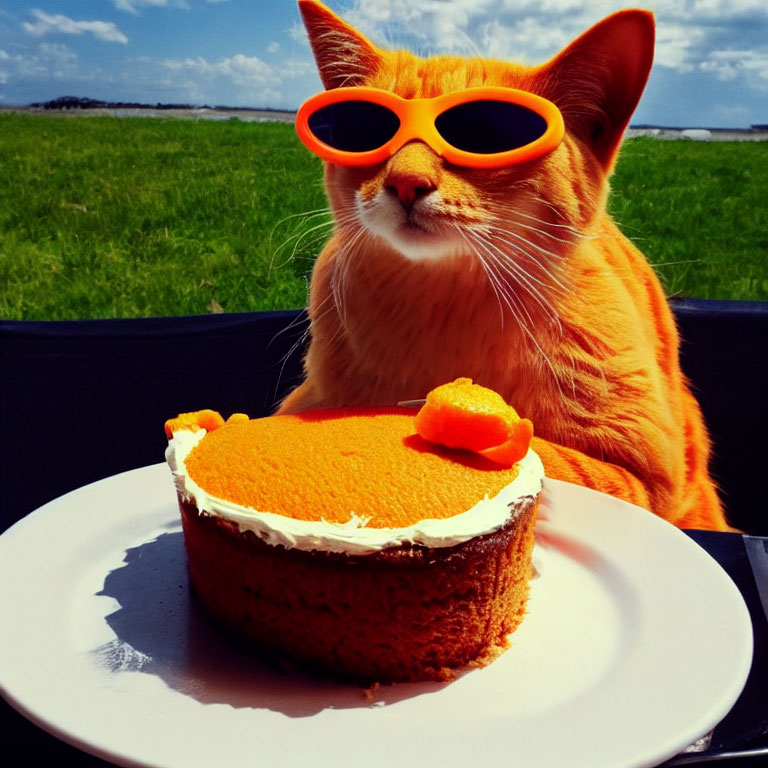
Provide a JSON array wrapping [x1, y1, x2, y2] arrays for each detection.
[[289, 21, 308, 43], [164, 53, 272, 85], [0, 49, 9, 86], [112, 0, 224, 13], [654, 23, 708, 72], [113, 0, 180, 13], [345, 0, 498, 54], [0, 42, 82, 83], [479, 17, 571, 61], [701, 49, 768, 84], [267, 41, 279, 54], [690, 0, 768, 16], [158, 53, 287, 104], [34, 42, 80, 80], [710, 102, 752, 126], [23, 10, 128, 44], [335, 1, 618, 59]]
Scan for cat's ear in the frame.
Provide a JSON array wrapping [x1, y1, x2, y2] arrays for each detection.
[[544, 9, 654, 169], [299, 0, 383, 90]]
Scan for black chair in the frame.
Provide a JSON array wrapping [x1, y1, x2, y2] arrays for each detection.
[[0, 310, 307, 532], [670, 298, 768, 535], [1, 299, 766, 534]]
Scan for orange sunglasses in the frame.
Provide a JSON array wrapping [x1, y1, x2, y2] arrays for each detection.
[[296, 86, 564, 169]]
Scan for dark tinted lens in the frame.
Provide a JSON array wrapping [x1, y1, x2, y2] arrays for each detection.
[[307, 101, 400, 152], [435, 100, 547, 154]]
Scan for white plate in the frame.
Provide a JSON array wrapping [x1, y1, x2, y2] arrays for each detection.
[[0, 465, 753, 768]]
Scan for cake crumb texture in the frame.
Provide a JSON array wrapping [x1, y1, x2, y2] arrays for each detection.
[[180, 495, 537, 684]]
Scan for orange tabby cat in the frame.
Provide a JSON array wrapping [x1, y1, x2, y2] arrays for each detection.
[[279, 0, 731, 531]]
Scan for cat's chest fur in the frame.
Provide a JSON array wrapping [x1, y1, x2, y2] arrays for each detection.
[[306, 212, 657, 453], [310, 236, 569, 416]]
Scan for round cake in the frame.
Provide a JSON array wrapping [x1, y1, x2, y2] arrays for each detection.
[[165, 380, 544, 683]]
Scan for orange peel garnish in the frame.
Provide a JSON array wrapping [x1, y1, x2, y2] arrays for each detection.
[[164, 409, 226, 439], [414, 378, 532, 467]]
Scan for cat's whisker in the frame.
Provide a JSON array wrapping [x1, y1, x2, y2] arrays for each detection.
[[489, 232, 572, 300], [468, 229, 567, 397], [506, 221, 574, 246], [478, 230, 563, 296], [269, 202, 361, 260], [480, 222, 565, 270], [269, 207, 333, 237], [482, 261, 530, 336], [331, 220, 372, 332], [518, 320, 566, 400], [462, 229, 543, 337], [318, 294, 347, 348], [649, 259, 702, 267], [496, 209, 598, 244], [322, 203, 362, 231], [308, 288, 353, 352], [271, 308, 313, 408], [464, 230, 528, 307], [464, 240, 571, 401], [515, 197, 604, 250], [485, 267, 563, 399], [505, 193, 599, 241], [268, 209, 333, 253], [275, 325, 308, 388], [490, 268, 536, 333], [270, 219, 336, 272], [268, 208, 336, 272], [469, 229, 563, 336], [269, 302, 310, 347], [519, 195, 571, 224], [491, 245, 569, 307], [472, 223, 571, 302], [457, 230, 509, 329]]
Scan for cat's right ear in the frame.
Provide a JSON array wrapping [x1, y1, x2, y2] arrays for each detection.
[[543, 9, 655, 170], [298, 0, 383, 89]]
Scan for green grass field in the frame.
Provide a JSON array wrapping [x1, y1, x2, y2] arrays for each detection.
[[1, 112, 766, 320], [608, 138, 768, 301]]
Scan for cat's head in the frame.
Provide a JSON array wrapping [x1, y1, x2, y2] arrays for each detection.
[[298, 0, 653, 268]]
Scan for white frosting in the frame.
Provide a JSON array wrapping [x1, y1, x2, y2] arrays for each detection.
[[166, 427, 543, 556]]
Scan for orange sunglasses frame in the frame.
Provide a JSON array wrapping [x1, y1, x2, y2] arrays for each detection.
[[296, 86, 565, 169]]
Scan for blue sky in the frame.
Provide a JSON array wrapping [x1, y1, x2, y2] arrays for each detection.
[[1, 1, 767, 127]]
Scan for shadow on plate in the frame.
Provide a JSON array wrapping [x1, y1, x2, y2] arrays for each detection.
[[93, 530, 447, 716]]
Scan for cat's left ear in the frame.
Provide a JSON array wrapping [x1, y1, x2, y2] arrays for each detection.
[[299, 0, 383, 90], [544, 9, 655, 170]]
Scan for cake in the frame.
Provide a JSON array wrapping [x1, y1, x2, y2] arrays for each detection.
[[165, 379, 544, 683]]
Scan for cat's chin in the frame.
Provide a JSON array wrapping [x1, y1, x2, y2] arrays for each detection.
[[373, 226, 467, 262], [358, 206, 468, 262]]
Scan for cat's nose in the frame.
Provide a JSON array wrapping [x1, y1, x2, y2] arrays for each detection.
[[385, 170, 437, 211]]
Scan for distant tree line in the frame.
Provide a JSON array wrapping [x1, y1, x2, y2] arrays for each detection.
[[31, 96, 202, 110], [29, 96, 293, 113]]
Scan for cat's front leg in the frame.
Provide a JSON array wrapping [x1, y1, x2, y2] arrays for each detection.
[[276, 380, 319, 414]]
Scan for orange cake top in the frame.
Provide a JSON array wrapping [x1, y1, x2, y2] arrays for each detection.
[[183, 408, 521, 529], [165, 379, 543, 550]]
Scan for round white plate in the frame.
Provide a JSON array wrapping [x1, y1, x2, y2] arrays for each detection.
[[0, 465, 753, 768]]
